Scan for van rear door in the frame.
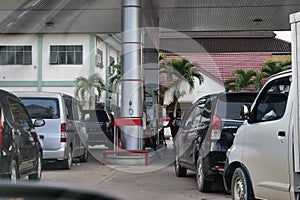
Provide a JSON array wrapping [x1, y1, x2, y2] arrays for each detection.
[[20, 98, 62, 150]]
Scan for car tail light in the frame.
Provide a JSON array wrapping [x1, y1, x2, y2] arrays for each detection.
[[0, 117, 2, 148], [211, 165, 224, 170], [61, 123, 67, 143], [210, 115, 221, 140]]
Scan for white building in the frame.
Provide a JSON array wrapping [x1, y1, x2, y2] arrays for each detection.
[[0, 34, 120, 109]]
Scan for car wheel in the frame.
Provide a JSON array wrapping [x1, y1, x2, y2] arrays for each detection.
[[62, 146, 73, 170], [196, 157, 212, 192], [174, 154, 187, 177], [9, 160, 19, 184], [79, 147, 88, 162], [231, 167, 254, 200], [29, 151, 42, 181]]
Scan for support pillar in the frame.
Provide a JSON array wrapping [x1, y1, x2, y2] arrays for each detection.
[[121, 0, 143, 150]]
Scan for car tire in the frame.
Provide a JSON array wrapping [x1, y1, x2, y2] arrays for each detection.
[[175, 154, 187, 177], [8, 160, 19, 184], [231, 167, 254, 200], [62, 146, 73, 170], [29, 151, 42, 181], [79, 147, 88, 162], [196, 157, 212, 192]]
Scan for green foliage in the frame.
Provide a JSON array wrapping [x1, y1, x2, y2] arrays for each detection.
[[74, 73, 105, 108], [261, 59, 291, 78], [224, 69, 257, 92], [224, 59, 291, 92], [159, 53, 204, 109]]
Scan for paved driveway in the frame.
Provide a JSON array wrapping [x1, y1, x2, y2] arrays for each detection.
[[42, 140, 231, 200]]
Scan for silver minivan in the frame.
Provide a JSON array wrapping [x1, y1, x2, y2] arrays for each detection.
[[13, 91, 88, 169]]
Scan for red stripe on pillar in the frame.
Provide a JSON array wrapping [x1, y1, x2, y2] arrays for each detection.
[[114, 118, 142, 126], [159, 118, 170, 122]]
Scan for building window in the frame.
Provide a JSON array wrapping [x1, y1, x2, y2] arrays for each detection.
[[0, 45, 32, 65], [95, 49, 103, 68], [50, 45, 83, 65]]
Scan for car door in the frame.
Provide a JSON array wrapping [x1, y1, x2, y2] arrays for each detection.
[[7, 96, 36, 170], [64, 98, 77, 156], [198, 98, 214, 158], [243, 75, 291, 200], [73, 101, 87, 155], [176, 107, 196, 164], [186, 99, 206, 166]]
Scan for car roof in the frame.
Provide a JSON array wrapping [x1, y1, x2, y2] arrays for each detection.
[[13, 91, 73, 99], [196, 91, 258, 102]]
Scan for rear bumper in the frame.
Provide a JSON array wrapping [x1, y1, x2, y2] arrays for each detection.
[[42, 143, 67, 161], [202, 151, 226, 181], [0, 156, 12, 175]]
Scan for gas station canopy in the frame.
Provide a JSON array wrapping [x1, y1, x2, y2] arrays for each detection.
[[1, 0, 300, 34]]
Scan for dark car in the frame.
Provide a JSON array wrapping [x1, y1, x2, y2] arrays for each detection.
[[83, 110, 114, 149], [174, 92, 258, 192], [0, 89, 44, 183]]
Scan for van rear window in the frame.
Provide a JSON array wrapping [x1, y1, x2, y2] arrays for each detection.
[[216, 93, 258, 120], [20, 98, 60, 119]]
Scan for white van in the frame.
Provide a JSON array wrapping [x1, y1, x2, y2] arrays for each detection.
[[224, 70, 293, 199], [13, 92, 88, 169], [223, 11, 300, 200]]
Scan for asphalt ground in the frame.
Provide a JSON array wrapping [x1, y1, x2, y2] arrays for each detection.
[[41, 140, 231, 200]]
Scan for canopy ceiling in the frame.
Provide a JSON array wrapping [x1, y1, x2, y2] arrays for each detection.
[[0, 0, 300, 34]]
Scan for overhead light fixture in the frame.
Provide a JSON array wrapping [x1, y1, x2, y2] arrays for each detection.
[[45, 21, 54, 28], [253, 18, 263, 26]]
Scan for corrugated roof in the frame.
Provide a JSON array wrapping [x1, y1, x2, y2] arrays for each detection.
[[160, 31, 276, 38], [160, 37, 291, 53]]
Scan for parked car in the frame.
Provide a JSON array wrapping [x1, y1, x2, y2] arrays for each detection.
[[83, 109, 114, 149], [13, 92, 88, 169], [0, 89, 44, 182], [174, 92, 258, 192], [224, 70, 292, 199]]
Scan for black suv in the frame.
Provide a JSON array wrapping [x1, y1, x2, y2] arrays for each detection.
[[83, 110, 114, 148], [174, 92, 257, 192], [0, 89, 44, 182]]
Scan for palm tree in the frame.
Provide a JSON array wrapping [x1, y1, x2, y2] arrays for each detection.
[[260, 59, 291, 78], [224, 69, 257, 92], [74, 73, 105, 109], [159, 54, 204, 111]]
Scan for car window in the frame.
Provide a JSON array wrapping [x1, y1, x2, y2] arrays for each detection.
[[8, 98, 31, 131], [200, 99, 213, 126], [72, 101, 81, 121], [182, 107, 196, 129], [215, 93, 257, 120], [254, 76, 290, 122], [193, 103, 205, 126], [21, 98, 60, 119], [65, 99, 74, 120]]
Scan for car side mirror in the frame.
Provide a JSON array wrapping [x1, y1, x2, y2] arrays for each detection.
[[34, 119, 45, 127]]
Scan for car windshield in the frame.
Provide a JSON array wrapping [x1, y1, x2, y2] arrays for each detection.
[[216, 93, 258, 120], [20, 98, 60, 119]]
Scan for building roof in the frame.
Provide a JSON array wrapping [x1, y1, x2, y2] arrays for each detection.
[[160, 33, 291, 53], [159, 31, 291, 87]]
